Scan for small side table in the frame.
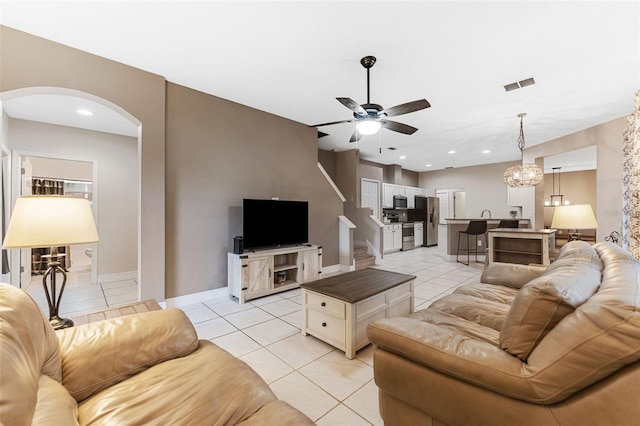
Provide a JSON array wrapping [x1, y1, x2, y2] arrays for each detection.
[[487, 228, 556, 266]]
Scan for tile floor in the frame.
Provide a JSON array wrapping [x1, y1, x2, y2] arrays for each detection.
[[25, 246, 484, 425], [24, 270, 139, 317]]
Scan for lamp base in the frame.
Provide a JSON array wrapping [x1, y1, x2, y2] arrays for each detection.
[[50, 316, 74, 330], [568, 232, 582, 241]]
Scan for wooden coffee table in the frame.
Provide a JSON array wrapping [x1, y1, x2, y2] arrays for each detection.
[[301, 268, 415, 359]]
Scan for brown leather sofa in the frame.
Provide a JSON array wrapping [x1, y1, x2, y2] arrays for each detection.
[[0, 284, 313, 426], [367, 241, 640, 426]]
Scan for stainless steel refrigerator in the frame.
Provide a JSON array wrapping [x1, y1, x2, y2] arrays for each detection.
[[408, 196, 439, 246]]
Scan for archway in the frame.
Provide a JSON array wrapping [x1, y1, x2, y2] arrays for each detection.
[[1, 87, 143, 304]]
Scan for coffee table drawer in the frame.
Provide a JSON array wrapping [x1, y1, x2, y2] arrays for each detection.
[[306, 292, 346, 319], [307, 308, 346, 348]]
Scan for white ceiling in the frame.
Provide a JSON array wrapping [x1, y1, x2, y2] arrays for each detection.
[[1, 1, 638, 172]]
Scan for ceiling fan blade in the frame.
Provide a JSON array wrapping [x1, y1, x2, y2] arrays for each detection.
[[381, 120, 419, 135], [337, 97, 367, 116], [381, 99, 431, 117], [349, 129, 363, 143], [310, 119, 356, 127]]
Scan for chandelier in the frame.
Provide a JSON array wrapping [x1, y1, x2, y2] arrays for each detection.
[[503, 113, 543, 187]]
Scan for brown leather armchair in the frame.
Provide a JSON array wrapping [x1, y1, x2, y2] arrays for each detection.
[[0, 284, 313, 425]]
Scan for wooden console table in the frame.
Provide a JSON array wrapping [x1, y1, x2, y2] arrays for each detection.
[[487, 228, 556, 266], [300, 268, 415, 359]]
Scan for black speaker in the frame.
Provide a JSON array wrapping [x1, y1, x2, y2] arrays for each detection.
[[233, 236, 243, 254]]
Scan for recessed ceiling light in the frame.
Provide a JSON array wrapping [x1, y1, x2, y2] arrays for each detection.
[[448, 150, 456, 154], [425, 164, 432, 167], [399, 155, 406, 159], [76, 109, 93, 116], [482, 149, 491, 154]]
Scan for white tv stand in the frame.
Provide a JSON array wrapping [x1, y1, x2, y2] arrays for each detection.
[[228, 244, 322, 304]]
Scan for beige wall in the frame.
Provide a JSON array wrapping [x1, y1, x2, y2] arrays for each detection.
[[165, 83, 343, 298], [542, 169, 596, 226], [318, 149, 337, 182], [0, 26, 166, 301], [336, 150, 358, 219], [400, 169, 419, 187], [419, 160, 521, 219], [524, 117, 625, 240], [7, 119, 138, 277], [1, 26, 343, 301]]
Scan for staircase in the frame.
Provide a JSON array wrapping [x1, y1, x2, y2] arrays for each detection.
[[354, 245, 376, 270]]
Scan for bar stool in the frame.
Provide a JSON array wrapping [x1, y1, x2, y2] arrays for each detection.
[[456, 220, 487, 265], [497, 219, 519, 228]]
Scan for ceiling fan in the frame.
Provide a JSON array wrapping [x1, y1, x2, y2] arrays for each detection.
[[312, 55, 431, 143]]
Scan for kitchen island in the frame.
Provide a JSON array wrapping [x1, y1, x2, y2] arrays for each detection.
[[439, 218, 531, 259]]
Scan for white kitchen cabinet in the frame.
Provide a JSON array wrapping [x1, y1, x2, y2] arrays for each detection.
[[406, 188, 416, 209], [393, 186, 406, 197], [414, 222, 424, 247], [383, 183, 395, 208], [228, 245, 322, 303], [383, 224, 402, 253], [383, 184, 427, 209]]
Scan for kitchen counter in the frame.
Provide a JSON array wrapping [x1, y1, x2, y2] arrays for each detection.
[[441, 218, 532, 258]]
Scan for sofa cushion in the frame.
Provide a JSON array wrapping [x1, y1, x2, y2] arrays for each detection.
[[57, 308, 199, 402], [500, 241, 603, 361], [429, 293, 511, 332], [77, 341, 291, 425], [454, 282, 518, 305]]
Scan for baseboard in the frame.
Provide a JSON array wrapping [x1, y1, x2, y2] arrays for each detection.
[[341, 264, 356, 272], [97, 271, 137, 284], [322, 264, 342, 275], [163, 286, 229, 309], [68, 265, 91, 272]]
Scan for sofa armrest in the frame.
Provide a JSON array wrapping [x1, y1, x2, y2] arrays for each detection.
[[367, 317, 548, 403], [481, 262, 547, 289], [56, 308, 198, 402]]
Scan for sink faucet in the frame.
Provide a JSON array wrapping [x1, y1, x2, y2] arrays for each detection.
[[481, 209, 492, 219]]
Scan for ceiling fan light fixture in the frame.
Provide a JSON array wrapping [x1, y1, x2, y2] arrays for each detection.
[[356, 120, 381, 135]]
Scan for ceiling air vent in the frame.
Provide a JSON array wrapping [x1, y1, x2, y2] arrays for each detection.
[[504, 77, 535, 92]]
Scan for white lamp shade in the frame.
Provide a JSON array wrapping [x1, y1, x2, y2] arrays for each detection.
[[2, 196, 99, 249], [356, 120, 381, 136], [551, 204, 598, 230]]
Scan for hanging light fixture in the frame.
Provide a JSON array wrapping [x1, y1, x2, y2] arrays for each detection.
[[503, 113, 543, 187], [545, 166, 570, 206]]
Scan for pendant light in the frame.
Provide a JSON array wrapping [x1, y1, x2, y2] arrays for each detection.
[[503, 113, 543, 187]]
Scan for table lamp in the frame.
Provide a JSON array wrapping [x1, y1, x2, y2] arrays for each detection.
[[551, 204, 598, 241], [2, 195, 99, 329]]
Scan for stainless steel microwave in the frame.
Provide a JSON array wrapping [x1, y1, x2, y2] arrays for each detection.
[[393, 195, 408, 209]]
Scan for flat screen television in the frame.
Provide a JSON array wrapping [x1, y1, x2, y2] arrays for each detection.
[[242, 199, 309, 251]]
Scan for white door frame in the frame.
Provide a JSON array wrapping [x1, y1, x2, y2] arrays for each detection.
[[10, 149, 99, 287]]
